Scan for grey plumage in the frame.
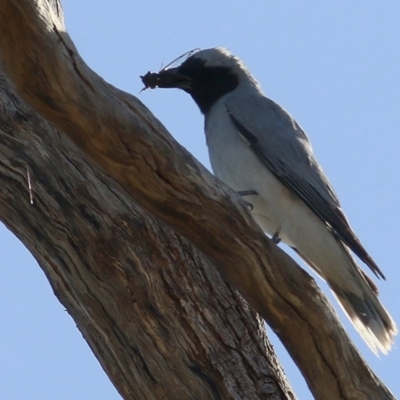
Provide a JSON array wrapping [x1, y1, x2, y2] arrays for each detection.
[[143, 47, 397, 354]]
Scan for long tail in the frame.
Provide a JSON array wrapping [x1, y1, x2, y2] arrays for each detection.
[[292, 246, 397, 354], [328, 277, 397, 355]]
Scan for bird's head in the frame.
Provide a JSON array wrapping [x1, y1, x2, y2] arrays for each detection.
[[141, 47, 261, 114]]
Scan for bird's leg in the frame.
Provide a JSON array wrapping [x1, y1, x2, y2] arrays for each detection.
[[238, 189, 258, 211], [271, 232, 281, 244], [238, 189, 258, 196]]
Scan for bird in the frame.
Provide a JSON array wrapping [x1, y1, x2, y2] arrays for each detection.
[[141, 47, 397, 354]]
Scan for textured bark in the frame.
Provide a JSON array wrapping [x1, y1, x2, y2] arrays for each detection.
[[0, 74, 292, 399], [0, 1, 395, 399]]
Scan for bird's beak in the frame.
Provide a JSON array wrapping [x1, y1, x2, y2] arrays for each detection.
[[157, 67, 193, 90], [141, 67, 193, 91]]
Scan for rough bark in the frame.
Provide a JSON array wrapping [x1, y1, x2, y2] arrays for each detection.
[[0, 73, 292, 399], [0, 1, 395, 399]]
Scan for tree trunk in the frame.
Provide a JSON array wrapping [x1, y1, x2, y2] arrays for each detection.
[[0, 1, 395, 399]]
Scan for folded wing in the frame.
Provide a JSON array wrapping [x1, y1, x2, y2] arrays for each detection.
[[225, 94, 384, 279]]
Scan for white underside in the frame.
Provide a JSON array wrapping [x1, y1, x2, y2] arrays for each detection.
[[206, 99, 363, 295]]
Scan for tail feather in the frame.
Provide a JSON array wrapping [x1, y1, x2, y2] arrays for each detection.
[[290, 245, 397, 354], [329, 280, 397, 355]]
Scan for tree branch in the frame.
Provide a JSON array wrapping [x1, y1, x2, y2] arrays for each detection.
[[0, 73, 293, 399], [0, 1, 394, 399]]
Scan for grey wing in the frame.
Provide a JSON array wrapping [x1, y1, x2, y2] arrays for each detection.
[[225, 94, 384, 279]]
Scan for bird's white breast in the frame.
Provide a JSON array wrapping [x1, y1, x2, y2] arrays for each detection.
[[204, 94, 362, 288], [205, 96, 297, 243]]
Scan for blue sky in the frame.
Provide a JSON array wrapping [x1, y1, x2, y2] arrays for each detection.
[[1, 1, 399, 399]]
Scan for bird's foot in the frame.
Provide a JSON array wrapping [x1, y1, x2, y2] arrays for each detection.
[[243, 200, 253, 211], [271, 232, 281, 244], [238, 190, 257, 211]]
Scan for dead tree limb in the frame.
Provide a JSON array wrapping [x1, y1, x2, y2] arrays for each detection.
[[0, 73, 294, 399]]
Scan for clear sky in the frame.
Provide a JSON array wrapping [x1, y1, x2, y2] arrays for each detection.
[[1, 1, 399, 399]]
